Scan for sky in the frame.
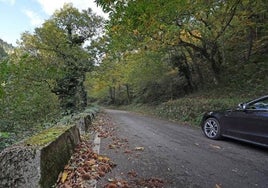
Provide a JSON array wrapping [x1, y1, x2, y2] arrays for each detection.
[[0, 0, 108, 46]]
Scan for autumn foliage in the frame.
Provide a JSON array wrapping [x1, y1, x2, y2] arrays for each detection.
[[56, 140, 116, 188]]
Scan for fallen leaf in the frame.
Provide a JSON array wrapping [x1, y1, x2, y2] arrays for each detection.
[[109, 144, 116, 149], [124, 149, 132, 154], [81, 173, 92, 180], [85, 159, 96, 166], [135, 177, 164, 187], [98, 171, 105, 177], [105, 183, 117, 188], [62, 183, 72, 188], [127, 170, 138, 178], [135, 147, 144, 151], [98, 156, 110, 163], [108, 178, 116, 182], [61, 170, 68, 183], [232, 168, 238, 173], [210, 144, 221, 149]]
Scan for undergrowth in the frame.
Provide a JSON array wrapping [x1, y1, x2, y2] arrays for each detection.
[[118, 92, 256, 127]]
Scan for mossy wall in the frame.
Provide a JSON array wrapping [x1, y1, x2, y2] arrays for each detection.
[[0, 111, 95, 188], [40, 125, 80, 188]]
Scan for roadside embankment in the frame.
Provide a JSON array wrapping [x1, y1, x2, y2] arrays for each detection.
[[116, 96, 248, 126]]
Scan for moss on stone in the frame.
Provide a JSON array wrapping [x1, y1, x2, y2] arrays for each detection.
[[23, 126, 71, 147]]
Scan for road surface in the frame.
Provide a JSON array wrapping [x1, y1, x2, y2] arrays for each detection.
[[97, 109, 268, 188]]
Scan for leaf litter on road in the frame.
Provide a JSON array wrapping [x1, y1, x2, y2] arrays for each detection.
[[56, 112, 165, 188], [94, 112, 165, 188], [56, 139, 116, 188]]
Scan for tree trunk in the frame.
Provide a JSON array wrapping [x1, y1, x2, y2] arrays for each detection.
[[246, 27, 254, 61], [109, 86, 116, 104], [186, 47, 204, 87], [125, 84, 131, 104]]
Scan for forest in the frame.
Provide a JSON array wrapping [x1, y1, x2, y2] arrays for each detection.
[[0, 0, 268, 150]]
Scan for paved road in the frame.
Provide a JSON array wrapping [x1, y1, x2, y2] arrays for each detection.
[[97, 109, 268, 188]]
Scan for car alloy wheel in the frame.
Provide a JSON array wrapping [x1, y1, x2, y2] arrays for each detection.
[[203, 118, 221, 139]]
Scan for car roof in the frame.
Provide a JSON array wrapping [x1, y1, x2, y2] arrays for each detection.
[[246, 95, 268, 105]]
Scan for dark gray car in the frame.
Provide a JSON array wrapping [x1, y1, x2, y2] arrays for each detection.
[[201, 95, 268, 147]]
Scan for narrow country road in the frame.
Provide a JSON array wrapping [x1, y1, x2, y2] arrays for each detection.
[[97, 109, 268, 188]]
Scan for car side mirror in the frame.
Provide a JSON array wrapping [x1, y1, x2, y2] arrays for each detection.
[[238, 103, 247, 110]]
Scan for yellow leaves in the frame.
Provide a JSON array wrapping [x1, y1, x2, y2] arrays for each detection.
[[180, 29, 202, 43], [98, 156, 110, 163], [108, 144, 116, 149], [133, 29, 139, 35], [159, 24, 165, 30], [110, 25, 118, 32], [61, 170, 68, 183], [85, 159, 96, 166], [56, 141, 116, 187]]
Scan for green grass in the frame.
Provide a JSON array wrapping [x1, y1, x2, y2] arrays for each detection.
[[118, 71, 268, 126], [150, 97, 246, 126], [119, 93, 253, 127]]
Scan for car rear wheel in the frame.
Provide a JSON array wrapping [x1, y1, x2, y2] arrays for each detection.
[[203, 118, 221, 139]]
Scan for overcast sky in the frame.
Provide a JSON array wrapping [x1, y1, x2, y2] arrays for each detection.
[[0, 0, 107, 46]]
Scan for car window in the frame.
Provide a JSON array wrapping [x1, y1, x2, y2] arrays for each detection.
[[247, 98, 268, 110]]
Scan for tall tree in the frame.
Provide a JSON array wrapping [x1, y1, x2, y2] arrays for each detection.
[[0, 50, 61, 138], [20, 3, 104, 113], [96, 0, 267, 85]]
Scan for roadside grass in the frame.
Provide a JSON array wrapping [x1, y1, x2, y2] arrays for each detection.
[[149, 97, 244, 126], [109, 53, 268, 126], [117, 75, 268, 127], [118, 94, 251, 127]]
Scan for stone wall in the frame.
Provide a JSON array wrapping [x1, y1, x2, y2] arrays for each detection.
[[0, 112, 95, 188], [40, 125, 81, 188], [75, 112, 93, 134], [0, 146, 41, 187]]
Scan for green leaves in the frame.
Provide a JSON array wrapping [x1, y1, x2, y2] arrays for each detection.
[[91, 0, 268, 105], [0, 4, 105, 150], [19, 3, 104, 113]]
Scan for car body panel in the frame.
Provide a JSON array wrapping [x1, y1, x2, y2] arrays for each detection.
[[201, 95, 268, 147]]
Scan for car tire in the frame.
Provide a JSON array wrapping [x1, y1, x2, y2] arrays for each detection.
[[202, 117, 222, 140]]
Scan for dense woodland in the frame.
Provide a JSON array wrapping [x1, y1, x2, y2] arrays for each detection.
[[0, 0, 268, 150]]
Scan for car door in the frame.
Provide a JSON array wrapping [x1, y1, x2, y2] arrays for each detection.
[[223, 98, 268, 146], [243, 99, 268, 145], [221, 109, 252, 139]]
